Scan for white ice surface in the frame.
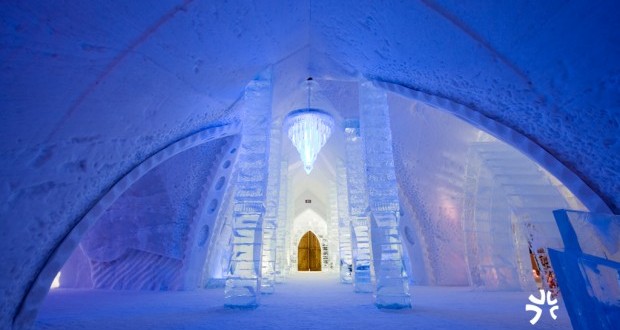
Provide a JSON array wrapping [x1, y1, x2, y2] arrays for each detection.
[[36, 272, 571, 330]]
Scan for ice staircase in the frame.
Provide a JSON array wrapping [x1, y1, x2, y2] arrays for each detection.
[[463, 138, 576, 291]]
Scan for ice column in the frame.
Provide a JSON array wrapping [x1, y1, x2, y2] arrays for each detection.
[[275, 160, 289, 283], [344, 119, 374, 293], [328, 182, 340, 271], [202, 174, 237, 287], [336, 162, 353, 283], [261, 124, 281, 294], [224, 73, 272, 308], [359, 81, 411, 309], [285, 174, 295, 273]]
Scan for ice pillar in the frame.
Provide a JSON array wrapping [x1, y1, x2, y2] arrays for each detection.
[[261, 124, 281, 294], [328, 182, 340, 272], [275, 160, 289, 283], [359, 81, 411, 309], [336, 162, 353, 283], [344, 120, 373, 293], [224, 73, 272, 308]]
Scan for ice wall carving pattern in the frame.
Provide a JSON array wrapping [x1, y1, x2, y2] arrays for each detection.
[[77, 139, 227, 290], [90, 249, 182, 290], [13, 123, 241, 330]]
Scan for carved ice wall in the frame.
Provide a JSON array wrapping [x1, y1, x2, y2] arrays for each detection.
[[60, 138, 232, 290]]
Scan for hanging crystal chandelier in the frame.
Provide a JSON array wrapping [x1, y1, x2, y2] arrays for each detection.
[[284, 79, 334, 174]]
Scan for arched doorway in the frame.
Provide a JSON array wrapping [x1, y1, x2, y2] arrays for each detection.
[[298, 231, 322, 271]]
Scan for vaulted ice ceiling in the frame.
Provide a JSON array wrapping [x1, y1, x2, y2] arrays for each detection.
[[1, 1, 619, 329]]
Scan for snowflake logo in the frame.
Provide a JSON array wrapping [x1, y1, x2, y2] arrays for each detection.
[[525, 289, 558, 325]]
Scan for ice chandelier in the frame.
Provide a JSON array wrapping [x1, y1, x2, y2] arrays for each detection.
[[284, 79, 334, 174]]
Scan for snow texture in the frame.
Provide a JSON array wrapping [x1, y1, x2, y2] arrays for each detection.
[[35, 272, 572, 330], [1, 1, 619, 329]]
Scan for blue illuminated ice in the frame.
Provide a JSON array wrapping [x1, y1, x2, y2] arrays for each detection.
[[548, 210, 620, 330], [359, 81, 411, 309], [285, 108, 334, 174], [224, 73, 273, 309]]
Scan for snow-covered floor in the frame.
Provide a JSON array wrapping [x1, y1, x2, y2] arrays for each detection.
[[35, 272, 571, 329]]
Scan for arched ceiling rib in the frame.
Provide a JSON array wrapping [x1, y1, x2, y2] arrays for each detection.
[[308, 0, 620, 212]]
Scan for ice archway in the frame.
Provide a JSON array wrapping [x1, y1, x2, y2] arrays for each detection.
[[1, 1, 619, 329]]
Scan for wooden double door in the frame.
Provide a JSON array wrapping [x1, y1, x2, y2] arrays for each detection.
[[297, 231, 322, 271]]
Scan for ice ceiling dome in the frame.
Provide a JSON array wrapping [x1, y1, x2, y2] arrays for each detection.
[[0, 1, 619, 329]]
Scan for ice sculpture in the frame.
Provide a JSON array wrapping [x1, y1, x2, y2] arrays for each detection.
[[359, 82, 411, 309], [224, 73, 272, 308], [548, 210, 620, 330], [284, 109, 334, 174], [261, 124, 282, 294], [344, 119, 374, 293]]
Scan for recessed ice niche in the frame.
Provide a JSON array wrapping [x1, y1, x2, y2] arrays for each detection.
[[215, 177, 225, 190], [198, 225, 210, 247], [207, 199, 218, 213]]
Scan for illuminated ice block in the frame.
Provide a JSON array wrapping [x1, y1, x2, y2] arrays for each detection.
[[359, 81, 411, 309], [261, 125, 281, 294], [275, 160, 289, 283], [344, 120, 373, 293], [224, 73, 272, 309], [549, 210, 620, 330], [337, 163, 353, 283]]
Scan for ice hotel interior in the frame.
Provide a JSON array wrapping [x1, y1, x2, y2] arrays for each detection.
[[1, 1, 619, 329]]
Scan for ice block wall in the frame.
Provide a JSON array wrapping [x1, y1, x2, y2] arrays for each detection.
[[261, 124, 282, 294], [549, 210, 620, 330]]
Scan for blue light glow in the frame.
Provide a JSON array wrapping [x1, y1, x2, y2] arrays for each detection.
[[284, 109, 334, 174]]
